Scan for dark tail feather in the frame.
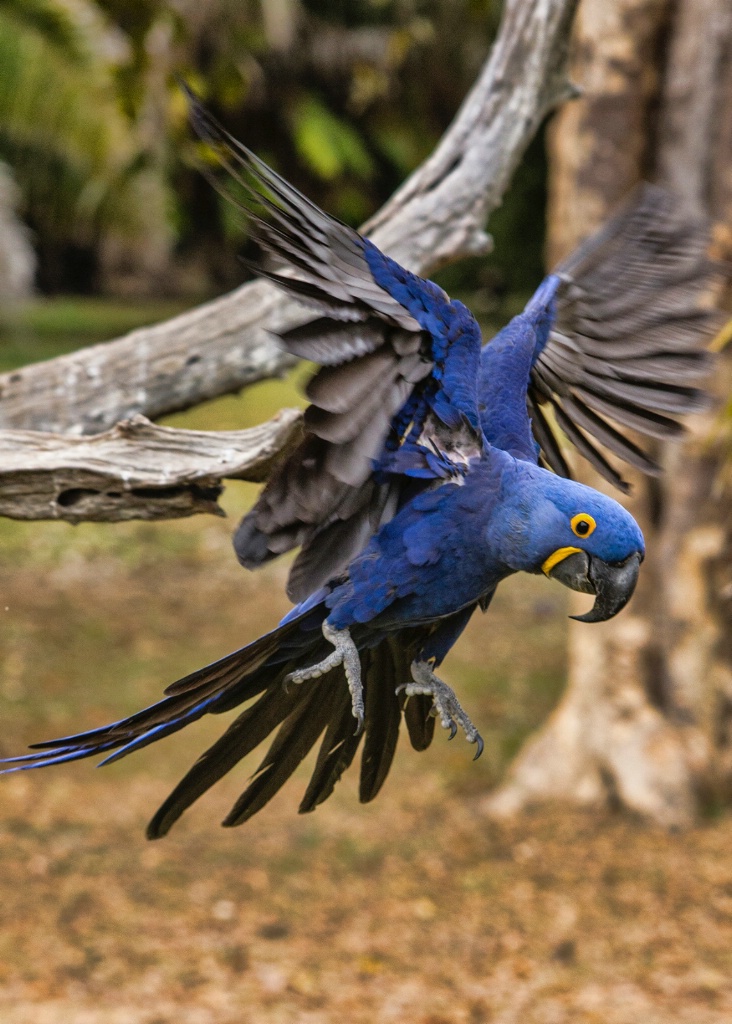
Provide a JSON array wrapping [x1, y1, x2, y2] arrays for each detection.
[[359, 641, 404, 802], [222, 678, 343, 827], [299, 680, 364, 814], [403, 694, 436, 751], [1, 613, 320, 775], [3, 612, 440, 833], [146, 681, 304, 838], [148, 629, 427, 832]]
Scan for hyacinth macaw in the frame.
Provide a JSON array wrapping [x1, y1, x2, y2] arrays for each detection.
[[2, 96, 717, 836]]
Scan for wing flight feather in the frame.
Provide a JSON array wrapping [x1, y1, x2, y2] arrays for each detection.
[[528, 186, 720, 489]]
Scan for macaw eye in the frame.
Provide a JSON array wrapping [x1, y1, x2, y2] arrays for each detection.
[[571, 513, 596, 538]]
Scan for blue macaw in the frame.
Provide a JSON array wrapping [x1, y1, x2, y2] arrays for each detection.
[[2, 97, 716, 836]]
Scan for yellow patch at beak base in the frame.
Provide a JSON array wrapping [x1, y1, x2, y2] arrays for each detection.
[[542, 546, 582, 576]]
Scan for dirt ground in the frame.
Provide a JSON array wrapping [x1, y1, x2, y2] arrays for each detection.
[[1, 493, 732, 1024]]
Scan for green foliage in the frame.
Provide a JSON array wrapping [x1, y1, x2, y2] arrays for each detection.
[[291, 95, 375, 182], [0, 0, 90, 65], [0, 0, 548, 297], [0, 0, 170, 289], [0, 296, 187, 371]]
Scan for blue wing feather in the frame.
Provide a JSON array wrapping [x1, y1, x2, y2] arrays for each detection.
[[189, 97, 489, 597], [478, 276, 561, 462]]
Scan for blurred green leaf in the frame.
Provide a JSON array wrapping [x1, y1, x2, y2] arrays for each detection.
[[373, 121, 429, 174], [291, 95, 375, 181], [0, 0, 92, 66]]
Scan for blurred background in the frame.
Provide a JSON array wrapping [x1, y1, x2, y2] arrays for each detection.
[[1, 1, 732, 1022]]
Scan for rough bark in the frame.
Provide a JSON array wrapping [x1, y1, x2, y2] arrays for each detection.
[[0, 0, 578, 436], [656, 0, 732, 806], [0, 410, 301, 523], [658, 391, 732, 807], [485, 0, 732, 827], [544, 0, 671, 264]]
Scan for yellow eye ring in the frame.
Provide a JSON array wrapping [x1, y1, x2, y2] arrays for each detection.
[[571, 513, 596, 538]]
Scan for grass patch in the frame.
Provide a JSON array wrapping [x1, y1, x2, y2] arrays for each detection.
[[0, 296, 190, 372]]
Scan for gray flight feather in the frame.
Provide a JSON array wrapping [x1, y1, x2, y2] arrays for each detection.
[[529, 185, 721, 489]]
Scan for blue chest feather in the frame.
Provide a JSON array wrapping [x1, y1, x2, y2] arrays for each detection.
[[326, 457, 508, 629]]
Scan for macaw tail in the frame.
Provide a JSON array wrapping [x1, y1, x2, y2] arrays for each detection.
[[2, 612, 434, 837]]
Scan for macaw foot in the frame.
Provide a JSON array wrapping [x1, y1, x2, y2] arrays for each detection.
[[285, 621, 364, 734], [399, 662, 484, 760]]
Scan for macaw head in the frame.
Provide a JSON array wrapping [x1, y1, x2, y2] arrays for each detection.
[[497, 465, 645, 622]]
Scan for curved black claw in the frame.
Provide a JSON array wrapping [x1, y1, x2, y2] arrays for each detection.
[[401, 662, 483, 761], [354, 713, 365, 737], [472, 734, 485, 761]]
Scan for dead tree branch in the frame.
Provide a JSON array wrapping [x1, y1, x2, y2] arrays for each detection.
[[0, 411, 301, 522]]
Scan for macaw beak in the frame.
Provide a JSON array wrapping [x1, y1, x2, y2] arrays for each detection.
[[543, 550, 642, 622]]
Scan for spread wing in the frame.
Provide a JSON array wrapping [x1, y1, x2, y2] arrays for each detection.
[[528, 186, 718, 492], [185, 89, 485, 600]]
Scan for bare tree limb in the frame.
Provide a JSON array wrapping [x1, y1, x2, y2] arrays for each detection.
[[0, 410, 301, 522], [0, 0, 579, 437], [363, 0, 579, 262]]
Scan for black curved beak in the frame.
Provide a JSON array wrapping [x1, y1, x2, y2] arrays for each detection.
[[546, 551, 642, 623]]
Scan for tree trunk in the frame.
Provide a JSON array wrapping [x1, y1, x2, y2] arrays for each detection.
[[485, 0, 732, 827], [656, 0, 732, 808], [544, 0, 671, 262]]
